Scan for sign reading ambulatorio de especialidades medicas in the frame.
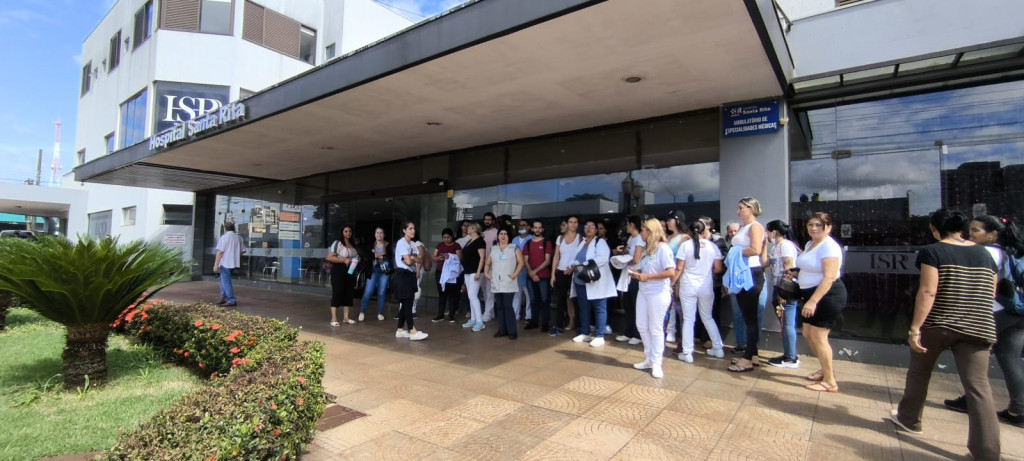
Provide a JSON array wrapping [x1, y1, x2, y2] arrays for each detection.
[[722, 99, 780, 138], [149, 101, 246, 151]]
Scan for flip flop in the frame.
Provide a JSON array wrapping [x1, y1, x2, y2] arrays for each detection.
[[728, 363, 755, 373], [804, 382, 839, 393], [730, 357, 760, 367], [330, 321, 340, 327], [806, 370, 824, 381], [343, 319, 356, 324]]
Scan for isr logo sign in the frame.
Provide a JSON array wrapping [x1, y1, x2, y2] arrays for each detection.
[[162, 95, 224, 122]]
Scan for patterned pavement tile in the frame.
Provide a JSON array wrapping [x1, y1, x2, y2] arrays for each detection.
[[548, 417, 637, 458], [685, 379, 755, 402], [448, 424, 545, 460], [520, 439, 602, 461], [631, 371, 697, 392], [362, 399, 442, 430], [584, 363, 642, 383], [560, 376, 628, 398], [612, 431, 710, 461], [333, 388, 394, 413], [447, 394, 523, 423], [398, 411, 487, 447], [708, 423, 810, 461], [317, 418, 392, 451], [729, 405, 814, 439], [518, 368, 581, 388], [483, 380, 555, 404], [607, 383, 680, 408], [493, 405, 576, 440], [744, 389, 819, 417], [642, 409, 728, 454], [482, 361, 539, 380], [664, 393, 740, 422], [530, 389, 604, 416], [581, 398, 661, 431], [339, 430, 447, 460], [455, 372, 511, 394]]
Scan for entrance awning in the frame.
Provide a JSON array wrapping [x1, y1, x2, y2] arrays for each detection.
[[76, 0, 783, 191]]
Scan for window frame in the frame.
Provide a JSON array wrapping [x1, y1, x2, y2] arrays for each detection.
[[299, 26, 316, 65], [325, 42, 336, 60], [118, 87, 149, 149], [133, 1, 154, 50], [104, 132, 116, 154], [81, 61, 92, 96], [122, 206, 137, 227], [108, 30, 121, 72], [77, 149, 86, 166]]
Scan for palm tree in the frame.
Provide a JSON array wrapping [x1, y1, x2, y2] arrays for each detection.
[[0, 235, 191, 389]]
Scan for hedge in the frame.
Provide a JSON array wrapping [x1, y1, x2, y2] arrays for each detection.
[[104, 300, 326, 460]]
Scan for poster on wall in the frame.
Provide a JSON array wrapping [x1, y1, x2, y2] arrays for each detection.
[[153, 81, 231, 133]]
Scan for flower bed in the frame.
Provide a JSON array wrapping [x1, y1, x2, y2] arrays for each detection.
[[105, 301, 325, 460]]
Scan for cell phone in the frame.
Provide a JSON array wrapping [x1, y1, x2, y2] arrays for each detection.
[[788, 268, 801, 273]]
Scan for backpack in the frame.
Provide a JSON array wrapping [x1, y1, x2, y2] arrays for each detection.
[[996, 251, 1024, 316]]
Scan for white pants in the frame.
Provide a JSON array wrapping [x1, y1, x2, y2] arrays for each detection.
[[680, 284, 724, 355], [666, 307, 677, 336], [513, 283, 532, 320], [636, 289, 671, 367], [481, 277, 495, 321], [465, 275, 483, 325]]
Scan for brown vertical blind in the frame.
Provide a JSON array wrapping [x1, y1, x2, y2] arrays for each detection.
[[242, 1, 302, 60], [161, 0, 201, 31]]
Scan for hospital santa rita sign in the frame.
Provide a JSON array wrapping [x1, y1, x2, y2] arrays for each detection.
[[722, 99, 780, 138], [149, 101, 246, 151]]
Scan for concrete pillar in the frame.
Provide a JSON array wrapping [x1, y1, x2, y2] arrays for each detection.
[[718, 101, 790, 227]]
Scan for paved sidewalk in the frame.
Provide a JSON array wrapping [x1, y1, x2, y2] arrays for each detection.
[[157, 281, 1024, 460]]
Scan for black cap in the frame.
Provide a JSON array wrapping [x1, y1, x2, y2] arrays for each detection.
[[665, 210, 685, 223]]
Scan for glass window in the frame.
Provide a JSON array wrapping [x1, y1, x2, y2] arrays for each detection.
[[300, 27, 316, 64], [133, 1, 153, 49], [163, 204, 193, 225], [104, 132, 115, 154], [80, 62, 91, 96], [118, 88, 148, 148], [108, 30, 121, 71], [77, 149, 86, 166], [122, 206, 136, 226], [88, 210, 112, 239], [793, 80, 1024, 340], [200, 0, 233, 35], [325, 43, 336, 60]]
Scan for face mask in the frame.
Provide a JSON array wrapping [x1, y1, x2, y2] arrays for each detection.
[[518, 228, 528, 235]]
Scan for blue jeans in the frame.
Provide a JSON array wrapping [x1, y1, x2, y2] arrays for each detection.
[[994, 310, 1024, 414], [766, 283, 799, 360], [360, 268, 389, 314], [574, 282, 607, 338], [529, 277, 550, 326], [218, 266, 235, 303]]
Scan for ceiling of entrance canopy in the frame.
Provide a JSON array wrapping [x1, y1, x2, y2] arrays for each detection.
[[123, 0, 781, 184]]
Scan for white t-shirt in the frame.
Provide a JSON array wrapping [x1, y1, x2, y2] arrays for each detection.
[[556, 233, 582, 271], [769, 239, 799, 284], [638, 243, 677, 295], [394, 238, 416, 271], [626, 234, 646, 270], [731, 222, 763, 268], [985, 246, 1006, 312], [677, 238, 724, 291], [795, 237, 843, 287]]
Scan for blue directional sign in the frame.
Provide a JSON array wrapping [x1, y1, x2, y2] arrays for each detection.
[[722, 99, 780, 138]]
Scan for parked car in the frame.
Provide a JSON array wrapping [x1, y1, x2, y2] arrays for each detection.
[[0, 230, 38, 241]]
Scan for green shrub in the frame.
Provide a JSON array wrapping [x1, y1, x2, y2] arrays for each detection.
[[104, 301, 325, 460]]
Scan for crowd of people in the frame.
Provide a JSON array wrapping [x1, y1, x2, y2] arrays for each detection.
[[314, 202, 1022, 461]]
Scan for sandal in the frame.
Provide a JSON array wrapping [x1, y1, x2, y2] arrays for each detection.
[[804, 382, 839, 393], [730, 357, 759, 367], [806, 369, 824, 381], [728, 359, 756, 373], [343, 319, 356, 324], [330, 321, 341, 327]]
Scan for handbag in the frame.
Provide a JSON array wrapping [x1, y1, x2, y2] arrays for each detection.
[[775, 278, 801, 302], [377, 259, 394, 275], [573, 259, 601, 283]]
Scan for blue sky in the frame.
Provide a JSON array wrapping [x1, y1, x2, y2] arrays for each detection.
[[0, 0, 115, 185], [0, 0, 461, 186]]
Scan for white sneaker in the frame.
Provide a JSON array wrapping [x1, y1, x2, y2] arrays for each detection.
[[678, 352, 694, 363], [652, 365, 664, 379], [589, 337, 605, 348], [378, 314, 385, 321], [665, 333, 677, 343], [572, 334, 589, 343], [615, 335, 630, 342], [628, 337, 642, 345], [409, 331, 428, 341], [633, 360, 653, 370], [395, 330, 409, 338], [358, 313, 365, 322], [706, 348, 726, 359], [605, 325, 613, 334]]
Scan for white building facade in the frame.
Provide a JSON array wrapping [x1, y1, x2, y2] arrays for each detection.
[[69, 0, 413, 251]]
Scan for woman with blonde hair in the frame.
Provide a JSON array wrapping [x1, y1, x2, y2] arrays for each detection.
[[727, 197, 766, 373], [631, 218, 677, 379]]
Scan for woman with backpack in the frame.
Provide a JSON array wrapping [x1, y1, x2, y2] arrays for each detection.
[[943, 215, 1024, 428]]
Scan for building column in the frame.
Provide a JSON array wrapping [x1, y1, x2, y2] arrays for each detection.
[[718, 100, 790, 226]]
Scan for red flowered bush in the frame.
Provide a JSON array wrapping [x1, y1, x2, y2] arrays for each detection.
[[105, 301, 325, 460]]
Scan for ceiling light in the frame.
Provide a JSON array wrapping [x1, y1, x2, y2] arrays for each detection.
[[622, 76, 644, 83], [426, 122, 442, 126]]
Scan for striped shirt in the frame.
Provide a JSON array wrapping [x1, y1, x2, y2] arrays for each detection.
[[916, 243, 998, 343]]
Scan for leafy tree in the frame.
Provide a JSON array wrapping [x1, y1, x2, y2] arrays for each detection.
[[0, 235, 191, 389]]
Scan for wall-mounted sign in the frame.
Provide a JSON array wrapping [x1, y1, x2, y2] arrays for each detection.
[[150, 101, 246, 151], [280, 211, 300, 222], [722, 99, 780, 138], [845, 251, 919, 275], [153, 82, 231, 133], [162, 233, 187, 246]]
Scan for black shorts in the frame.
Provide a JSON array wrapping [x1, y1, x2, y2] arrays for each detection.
[[800, 279, 847, 329], [331, 268, 356, 307]]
